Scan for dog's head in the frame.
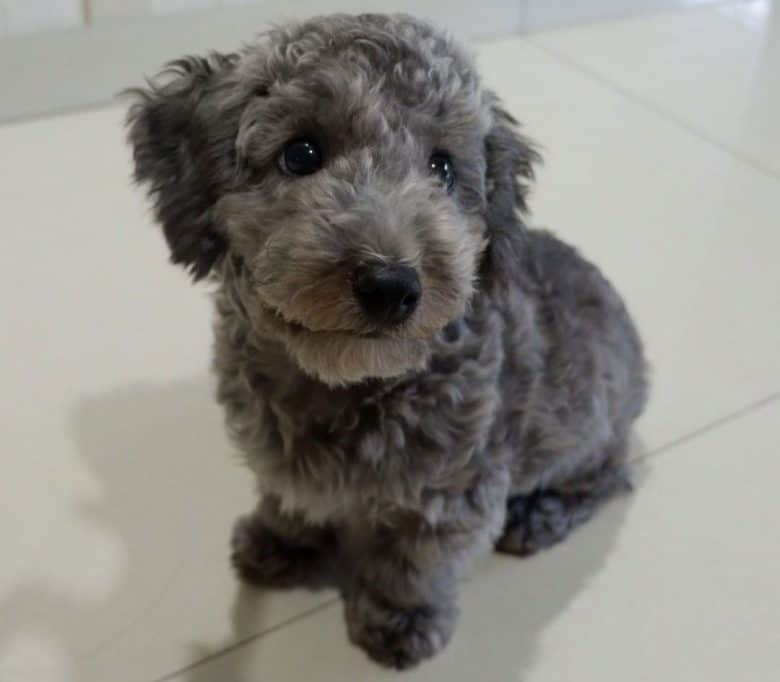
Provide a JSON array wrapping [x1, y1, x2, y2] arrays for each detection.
[[126, 13, 538, 385]]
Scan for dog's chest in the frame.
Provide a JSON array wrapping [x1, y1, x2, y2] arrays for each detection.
[[257, 363, 505, 525], [271, 479, 364, 524], [222, 306, 508, 526], [253, 385, 440, 524]]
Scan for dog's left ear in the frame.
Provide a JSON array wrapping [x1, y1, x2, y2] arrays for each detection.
[[481, 94, 542, 286], [125, 52, 242, 280]]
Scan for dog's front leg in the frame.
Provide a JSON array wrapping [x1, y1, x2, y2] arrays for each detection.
[[230, 495, 336, 588], [344, 516, 486, 670]]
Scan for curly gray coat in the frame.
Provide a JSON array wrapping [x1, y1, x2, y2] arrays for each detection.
[[126, 13, 648, 669]]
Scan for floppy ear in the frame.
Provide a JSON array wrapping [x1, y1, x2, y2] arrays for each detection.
[[125, 53, 242, 280], [481, 95, 542, 287]]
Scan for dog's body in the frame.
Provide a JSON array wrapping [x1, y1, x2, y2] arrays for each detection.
[[127, 13, 647, 669]]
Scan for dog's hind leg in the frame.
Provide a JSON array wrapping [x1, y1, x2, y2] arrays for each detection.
[[231, 495, 336, 588], [496, 455, 631, 557]]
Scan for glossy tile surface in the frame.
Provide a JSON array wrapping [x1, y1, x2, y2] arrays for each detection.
[[531, 0, 780, 175], [2, 3, 780, 680]]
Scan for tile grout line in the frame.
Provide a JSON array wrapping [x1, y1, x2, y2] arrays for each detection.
[[149, 596, 341, 682], [631, 391, 780, 464], [522, 36, 780, 184], [0, 99, 123, 128]]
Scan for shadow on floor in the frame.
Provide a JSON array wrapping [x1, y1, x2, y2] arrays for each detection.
[[0, 378, 305, 682]]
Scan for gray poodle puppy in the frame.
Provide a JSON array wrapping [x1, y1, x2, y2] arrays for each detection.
[[126, 13, 647, 669]]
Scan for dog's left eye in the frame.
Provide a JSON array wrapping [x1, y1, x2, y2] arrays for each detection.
[[429, 151, 455, 193], [280, 139, 323, 176]]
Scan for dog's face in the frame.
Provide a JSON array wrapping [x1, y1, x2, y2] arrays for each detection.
[[127, 14, 537, 385]]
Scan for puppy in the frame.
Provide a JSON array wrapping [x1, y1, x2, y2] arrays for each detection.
[[126, 13, 648, 669]]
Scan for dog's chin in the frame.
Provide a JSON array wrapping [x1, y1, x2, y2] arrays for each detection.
[[288, 333, 431, 386], [254, 304, 432, 386]]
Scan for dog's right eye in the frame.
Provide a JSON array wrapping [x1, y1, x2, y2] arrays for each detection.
[[280, 139, 322, 176], [429, 151, 456, 193]]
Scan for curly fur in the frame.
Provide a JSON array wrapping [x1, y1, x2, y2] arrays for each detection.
[[125, 13, 648, 669]]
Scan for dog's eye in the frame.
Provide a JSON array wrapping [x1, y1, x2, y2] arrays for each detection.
[[429, 151, 455, 193], [281, 139, 322, 176]]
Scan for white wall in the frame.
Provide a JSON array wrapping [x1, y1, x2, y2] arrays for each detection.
[[88, 0, 217, 23], [0, 0, 82, 34], [523, 0, 719, 31], [0, 0, 230, 34], [84, 0, 525, 33], [0, 0, 726, 119], [0, 1, 727, 36]]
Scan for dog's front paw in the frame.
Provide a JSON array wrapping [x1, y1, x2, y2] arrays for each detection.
[[345, 585, 456, 669], [230, 514, 325, 588]]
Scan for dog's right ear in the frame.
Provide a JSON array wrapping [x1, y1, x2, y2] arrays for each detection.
[[125, 53, 242, 280]]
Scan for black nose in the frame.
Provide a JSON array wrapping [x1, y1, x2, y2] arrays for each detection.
[[353, 264, 422, 325]]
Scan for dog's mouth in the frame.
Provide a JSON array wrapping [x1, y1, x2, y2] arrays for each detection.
[[253, 300, 433, 385], [256, 293, 433, 341], [257, 300, 388, 340]]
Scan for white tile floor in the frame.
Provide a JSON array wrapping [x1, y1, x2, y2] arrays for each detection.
[[1, 2, 779, 681]]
